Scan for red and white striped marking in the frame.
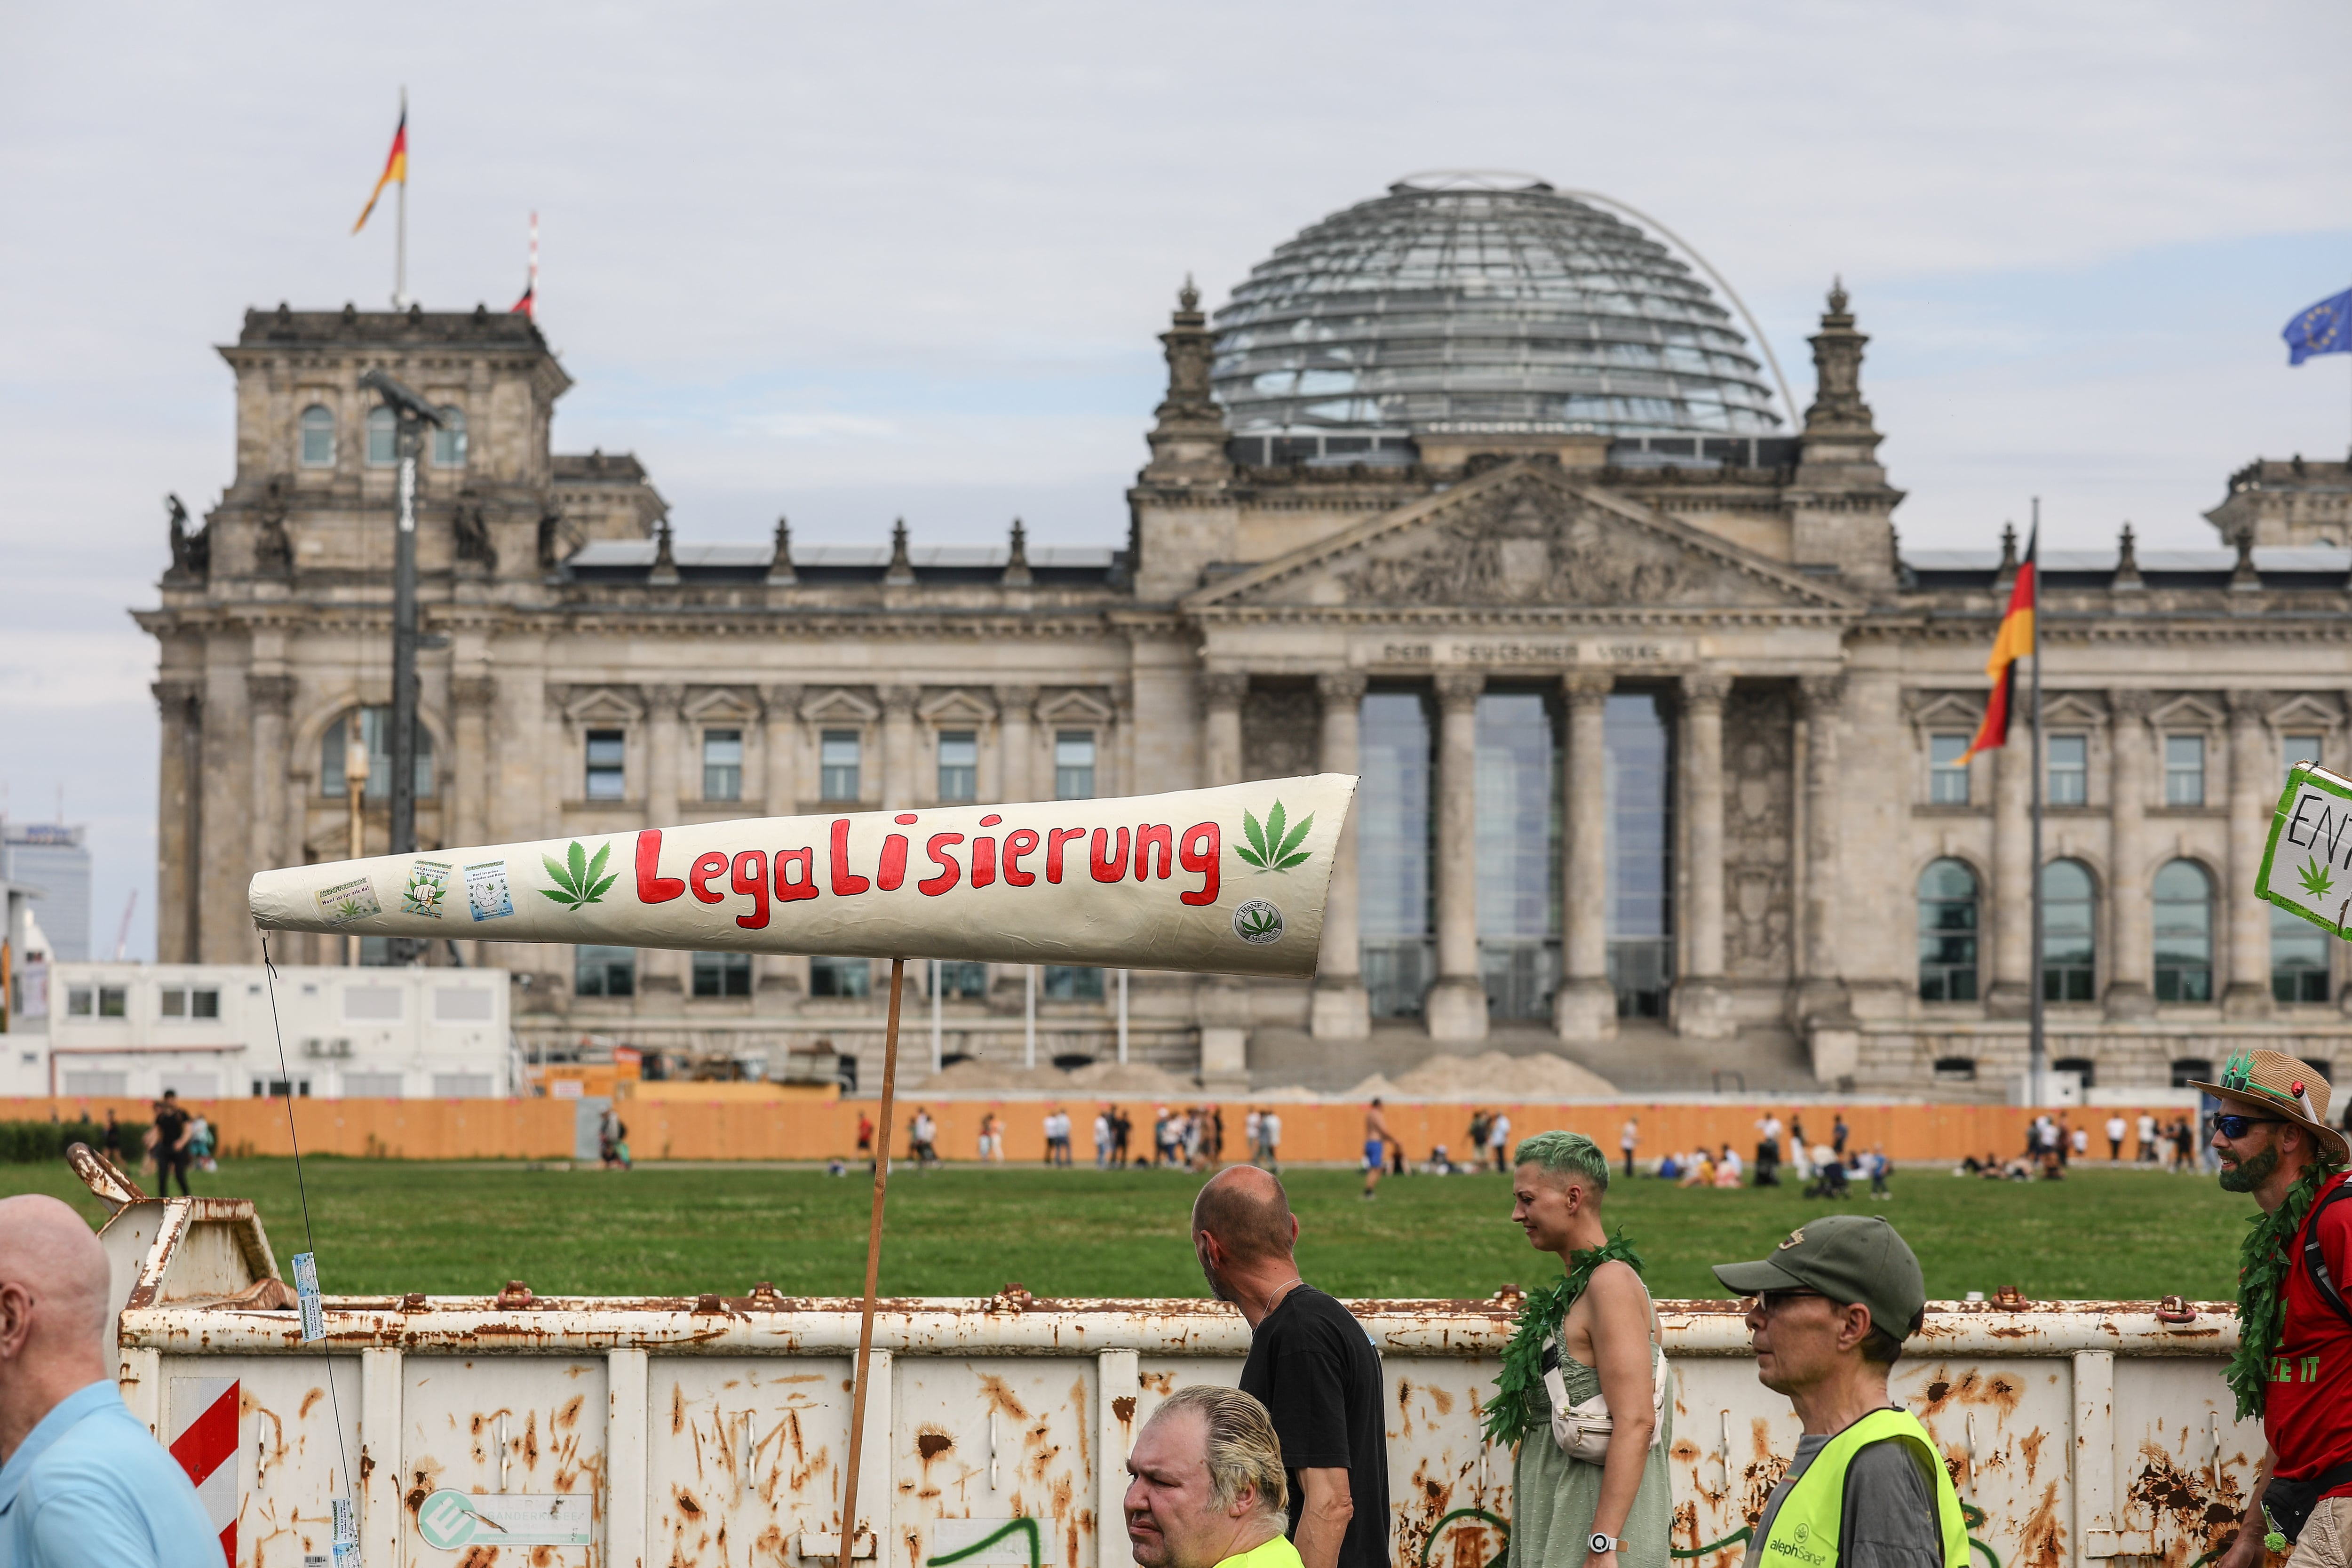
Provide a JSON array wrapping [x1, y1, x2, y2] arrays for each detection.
[[169, 1377, 240, 1568]]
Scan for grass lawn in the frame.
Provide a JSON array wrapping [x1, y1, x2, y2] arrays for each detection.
[[1, 1157, 2254, 1303]]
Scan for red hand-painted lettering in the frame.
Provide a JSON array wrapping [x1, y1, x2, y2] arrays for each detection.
[[635, 829, 685, 903], [731, 851, 771, 929], [1003, 828, 1040, 887], [1046, 827, 1085, 883], [1134, 824, 1172, 880], [690, 851, 728, 904], [1179, 822, 1221, 907], [775, 847, 819, 903], [829, 819, 871, 896], [919, 834, 965, 896], [1089, 826, 1130, 883]]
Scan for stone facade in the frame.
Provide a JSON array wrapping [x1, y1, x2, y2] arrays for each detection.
[[135, 287, 2352, 1093]]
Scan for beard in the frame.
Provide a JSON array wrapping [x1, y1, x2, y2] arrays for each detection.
[[2218, 1146, 2280, 1193]]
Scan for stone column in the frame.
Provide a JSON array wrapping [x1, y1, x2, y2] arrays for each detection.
[[2105, 692, 2155, 1018], [642, 684, 685, 1000], [646, 685, 683, 824], [995, 685, 1039, 802], [881, 685, 920, 809], [153, 679, 203, 963], [1556, 672, 1616, 1041], [1988, 707, 2034, 1016], [1794, 675, 1851, 1023], [1676, 671, 1735, 1039], [762, 684, 802, 815], [2225, 691, 2273, 1017], [246, 674, 295, 875], [450, 675, 495, 849], [1427, 670, 1488, 1041], [1311, 671, 1369, 1039], [1200, 673, 1248, 788]]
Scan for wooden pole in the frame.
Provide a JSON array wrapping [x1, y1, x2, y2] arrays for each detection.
[[835, 955, 904, 1568]]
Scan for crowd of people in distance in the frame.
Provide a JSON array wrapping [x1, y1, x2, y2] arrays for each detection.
[[1954, 1109, 2214, 1181]]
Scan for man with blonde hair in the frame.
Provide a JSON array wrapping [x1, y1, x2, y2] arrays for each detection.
[[0, 1194, 218, 1567], [1126, 1386, 1299, 1568]]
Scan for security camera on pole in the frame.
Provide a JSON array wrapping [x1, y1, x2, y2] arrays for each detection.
[[356, 368, 443, 963]]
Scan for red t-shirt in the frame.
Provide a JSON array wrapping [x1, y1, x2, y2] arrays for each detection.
[[2266, 1171, 2352, 1496]]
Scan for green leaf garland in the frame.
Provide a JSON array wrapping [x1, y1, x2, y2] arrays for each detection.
[[1482, 1229, 1646, 1446], [2228, 1160, 2348, 1421]]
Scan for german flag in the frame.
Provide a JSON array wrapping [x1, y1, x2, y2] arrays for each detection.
[[1957, 527, 2036, 764], [352, 107, 407, 234]]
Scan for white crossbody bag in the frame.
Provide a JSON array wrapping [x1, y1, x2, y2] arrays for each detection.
[[1541, 1336, 1671, 1464]]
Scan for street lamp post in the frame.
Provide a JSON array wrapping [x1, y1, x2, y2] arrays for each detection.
[[358, 369, 444, 964]]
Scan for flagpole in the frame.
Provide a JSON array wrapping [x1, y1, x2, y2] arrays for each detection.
[[393, 86, 408, 308], [2028, 496, 2046, 1108]]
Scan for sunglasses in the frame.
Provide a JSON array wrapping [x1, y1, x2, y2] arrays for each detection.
[[2214, 1114, 2285, 1140], [1753, 1289, 1826, 1315]]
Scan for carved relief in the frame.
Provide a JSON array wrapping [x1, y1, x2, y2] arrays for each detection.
[[1335, 481, 1748, 606], [1242, 683, 1320, 782], [1723, 683, 1795, 979]]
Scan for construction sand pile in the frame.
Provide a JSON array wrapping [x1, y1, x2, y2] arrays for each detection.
[[910, 1058, 1200, 1097], [1347, 1051, 1617, 1101]]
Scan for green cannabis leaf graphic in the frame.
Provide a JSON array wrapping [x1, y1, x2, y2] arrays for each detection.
[[334, 899, 366, 922], [1237, 905, 1281, 939], [540, 841, 616, 910], [1235, 800, 1315, 872], [2300, 856, 2336, 902]]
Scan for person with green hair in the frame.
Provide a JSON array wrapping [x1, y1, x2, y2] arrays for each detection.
[[1486, 1130, 1674, 1568]]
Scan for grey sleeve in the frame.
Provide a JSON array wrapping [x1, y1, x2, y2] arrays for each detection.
[[1835, 1440, 1945, 1568]]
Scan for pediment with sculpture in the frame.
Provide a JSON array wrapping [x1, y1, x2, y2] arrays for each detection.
[[1187, 462, 1856, 614]]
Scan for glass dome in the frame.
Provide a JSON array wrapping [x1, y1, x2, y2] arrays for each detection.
[[1211, 173, 1782, 439]]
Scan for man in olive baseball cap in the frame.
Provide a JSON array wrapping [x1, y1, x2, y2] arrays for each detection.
[[1712, 1216, 1967, 1568]]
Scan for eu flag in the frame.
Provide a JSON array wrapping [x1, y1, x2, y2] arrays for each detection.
[[2285, 288, 2352, 365]]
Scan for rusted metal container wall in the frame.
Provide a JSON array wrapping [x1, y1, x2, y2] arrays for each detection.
[[104, 1192, 2257, 1568]]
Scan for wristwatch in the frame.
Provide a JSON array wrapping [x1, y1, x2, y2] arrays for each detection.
[[1589, 1535, 1619, 1554]]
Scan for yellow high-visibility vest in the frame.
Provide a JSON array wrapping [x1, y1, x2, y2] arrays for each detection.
[[1756, 1409, 1969, 1568]]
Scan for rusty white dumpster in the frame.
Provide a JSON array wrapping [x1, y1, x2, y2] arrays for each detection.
[[82, 1159, 2257, 1568]]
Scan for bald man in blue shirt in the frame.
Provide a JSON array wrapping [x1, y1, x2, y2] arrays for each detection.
[[0, 1194, 218, 1568]]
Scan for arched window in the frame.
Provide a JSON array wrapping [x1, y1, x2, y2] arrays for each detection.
[[1917, 858, 1979, 1002], [2042, 859, 2096, 1002], [366, 406, 397, 467], [432, 406, 467, 467], [320, 707, 435, 800], [2052, 1055, 2097, 1089], [2273, 901, 2330, 1003], [2153, 860, 2213, 1003], [299, 405, 335, 468]]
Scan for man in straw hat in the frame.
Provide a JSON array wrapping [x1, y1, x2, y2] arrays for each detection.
[[1711, 1215, 1968, 1568], [2200, 1050, 2352, 1568]]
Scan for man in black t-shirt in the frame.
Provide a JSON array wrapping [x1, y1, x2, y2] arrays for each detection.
[[1192, 1166, 1390, 1568], [150, 1092, 193, 1196]]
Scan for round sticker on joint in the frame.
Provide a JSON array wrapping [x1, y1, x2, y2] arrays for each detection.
[[1233, 900, 1284, 945]]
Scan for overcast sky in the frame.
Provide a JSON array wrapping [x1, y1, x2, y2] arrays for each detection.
[[3, 0, 2348, 963]]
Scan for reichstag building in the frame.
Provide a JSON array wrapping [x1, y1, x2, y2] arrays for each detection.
[[139, 173, 2352, 1093]]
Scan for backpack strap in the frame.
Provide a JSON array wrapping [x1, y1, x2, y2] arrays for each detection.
[[2302, 1180, 2352, 1331]]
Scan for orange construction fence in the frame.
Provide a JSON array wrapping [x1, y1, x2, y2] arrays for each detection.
[[1, 1095, 2198, 1166]]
